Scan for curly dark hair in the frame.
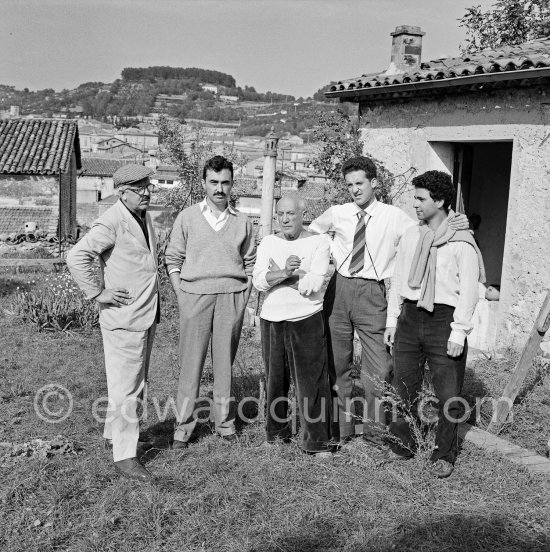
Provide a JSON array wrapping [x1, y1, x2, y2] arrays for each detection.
[[412, 170, 455, 210], [202, 155, 234, 180], [341, 156, 377, 180]]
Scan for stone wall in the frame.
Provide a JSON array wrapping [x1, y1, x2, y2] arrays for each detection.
[[357, 87, 550, 349]]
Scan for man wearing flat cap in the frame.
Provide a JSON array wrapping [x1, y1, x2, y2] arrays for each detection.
[[67, 163, 160, 482]]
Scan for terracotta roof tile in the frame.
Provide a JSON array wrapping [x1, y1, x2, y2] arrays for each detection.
[[0, 119, 81, 175], [81, 158, 133, 177], [327, 37, 550, 98]]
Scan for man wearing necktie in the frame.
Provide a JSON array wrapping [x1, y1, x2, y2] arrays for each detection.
[[67, 164, 160, 482], [309, 157, 468, 447]]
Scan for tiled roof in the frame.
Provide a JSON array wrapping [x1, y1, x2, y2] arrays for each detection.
[[0, 119, 81, 175], [301, 199, 326, 223], [81, 158, 132, 177], [327, 37, 550, 100], [0, 205, 58, 235]]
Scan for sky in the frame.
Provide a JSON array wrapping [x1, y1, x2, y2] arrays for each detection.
[[0, 0, 496, 98]]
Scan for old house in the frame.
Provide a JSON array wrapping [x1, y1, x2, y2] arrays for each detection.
[[114, 128, 159, 151], [0, 119, 81, 237], [150, 164, 181, 188], [77, 157, 133, 226], [96, 137, 144, 158], [326, 27, 550, 350]]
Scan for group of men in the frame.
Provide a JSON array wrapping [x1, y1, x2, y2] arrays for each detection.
[[67, 152, 483, 483]]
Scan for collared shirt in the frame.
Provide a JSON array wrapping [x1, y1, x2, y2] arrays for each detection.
[[121, 199, 150, 250], [386, 225, 480, 345], [308, 199, 416, 280], [199, 198, 236, 232]]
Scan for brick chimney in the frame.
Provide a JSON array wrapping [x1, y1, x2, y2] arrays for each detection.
[[387, 25, 425, 74]]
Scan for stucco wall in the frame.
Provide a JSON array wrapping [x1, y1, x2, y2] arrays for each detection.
[[0, 175, 58, 206], [357, 87, 550, 349]]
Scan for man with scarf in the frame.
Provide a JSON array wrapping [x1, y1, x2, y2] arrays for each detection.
[[382, 170, 484, 478]]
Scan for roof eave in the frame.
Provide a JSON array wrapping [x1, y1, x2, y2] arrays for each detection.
[[325, 67, 550, 102]]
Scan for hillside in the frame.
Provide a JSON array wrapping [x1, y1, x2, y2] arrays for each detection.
[[0, 66, 346, 137]]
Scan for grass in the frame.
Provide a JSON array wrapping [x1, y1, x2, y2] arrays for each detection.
[[1, 273, 550, 551]]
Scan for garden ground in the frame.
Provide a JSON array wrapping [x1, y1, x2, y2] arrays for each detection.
[[1, 271, 550, 552]]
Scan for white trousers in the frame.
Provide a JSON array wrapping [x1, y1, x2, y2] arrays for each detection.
[[101, 323, 156, 462]]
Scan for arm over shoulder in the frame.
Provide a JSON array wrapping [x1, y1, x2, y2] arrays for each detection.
[[308, 206, 334, 234]]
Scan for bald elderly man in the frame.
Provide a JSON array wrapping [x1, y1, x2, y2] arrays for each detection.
[[67, 164, 160, 482], [253, 194, 333, 456]]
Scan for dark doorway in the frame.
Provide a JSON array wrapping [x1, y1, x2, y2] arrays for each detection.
[[452, 142, 513, 286]]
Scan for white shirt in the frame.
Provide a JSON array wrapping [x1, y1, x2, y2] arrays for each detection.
[[200, 198, 235, 231], [308, 200, 416, 280], [387, 225, 480, 345], [253, 233, 331, 322], [168, 198, 236, 275]]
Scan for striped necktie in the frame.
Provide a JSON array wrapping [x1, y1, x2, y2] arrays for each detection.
[[348, 210, 369, 275]]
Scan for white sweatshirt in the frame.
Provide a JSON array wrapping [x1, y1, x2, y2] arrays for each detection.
[[253, 233, 331, 322]]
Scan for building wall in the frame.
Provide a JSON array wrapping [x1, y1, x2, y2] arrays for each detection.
[[77, 175, 115, 203], [0, 175, 58, 206], [357, 87, 550, 349], [77, 203, 100, 227]]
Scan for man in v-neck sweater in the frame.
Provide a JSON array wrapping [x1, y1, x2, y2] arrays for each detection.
[[165, 156, 256, 446]]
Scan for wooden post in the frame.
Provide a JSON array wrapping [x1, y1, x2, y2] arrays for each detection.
[[488, 290, 550, 433], [259, 128, 279, 239]]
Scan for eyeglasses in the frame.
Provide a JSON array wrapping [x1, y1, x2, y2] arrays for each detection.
[[126, 184, 157, 196]]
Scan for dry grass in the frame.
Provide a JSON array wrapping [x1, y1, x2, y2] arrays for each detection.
[[1, 274, 550, 551]]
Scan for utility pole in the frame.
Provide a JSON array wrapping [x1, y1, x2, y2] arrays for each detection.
[[260, 127, 279, 239]]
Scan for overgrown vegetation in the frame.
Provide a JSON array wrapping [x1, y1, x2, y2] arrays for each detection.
[[460, 0, 550, 53], [310, 110, 393, 205], [1, 274, 550, 550], [9, 271, 98, 332]]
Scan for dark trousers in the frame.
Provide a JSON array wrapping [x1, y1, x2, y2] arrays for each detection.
[[260, 311, 333, 452], [324, 272, 392, 444], [389, 301, 467, 464]]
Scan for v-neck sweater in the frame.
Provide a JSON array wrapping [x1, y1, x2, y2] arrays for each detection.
[[165, 203, 256, 294]]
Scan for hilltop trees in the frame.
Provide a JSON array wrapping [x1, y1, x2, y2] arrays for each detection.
[[121, 66, 236, 87]]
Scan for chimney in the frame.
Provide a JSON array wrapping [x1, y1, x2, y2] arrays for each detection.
[[388, 25, 425, 74]]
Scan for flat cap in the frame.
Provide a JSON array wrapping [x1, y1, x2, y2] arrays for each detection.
[[113, 164, 154, 188]]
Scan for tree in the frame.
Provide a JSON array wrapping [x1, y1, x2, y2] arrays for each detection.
[[156, 116, 247, 213], [309, 111, 393, 205], [460, 0, 550, 53]]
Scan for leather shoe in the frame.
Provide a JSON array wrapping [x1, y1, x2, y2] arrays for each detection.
[[114, 457, 153, 482], [171, 439, 189, 450], [219, 433, 238, 443], [431, 459, 454, 478]]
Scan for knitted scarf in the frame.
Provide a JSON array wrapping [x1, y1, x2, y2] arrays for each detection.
[[407, 214, 486, 312]]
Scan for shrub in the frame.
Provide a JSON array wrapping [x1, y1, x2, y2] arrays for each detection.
[[10, 271, 99, 332]]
